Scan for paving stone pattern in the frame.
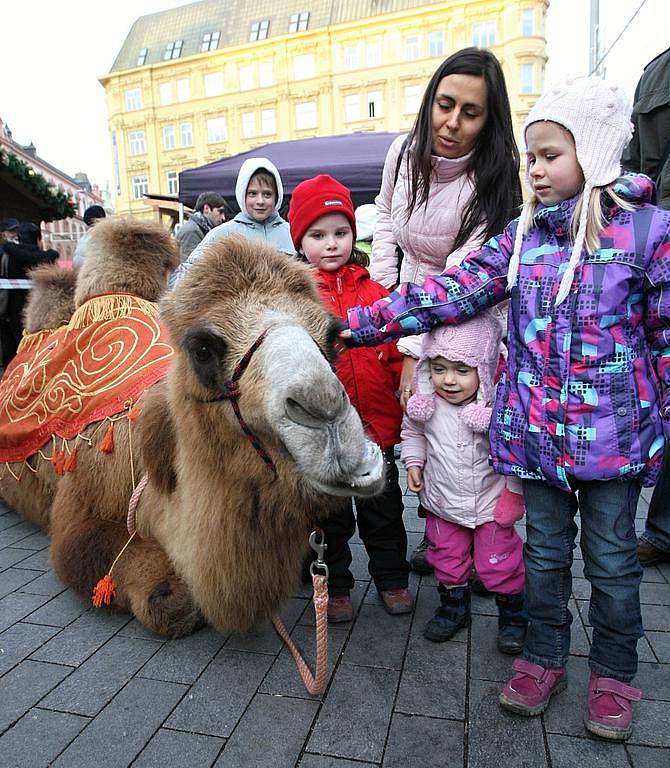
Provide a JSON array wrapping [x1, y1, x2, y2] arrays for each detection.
[[0, 470, 668, 767]]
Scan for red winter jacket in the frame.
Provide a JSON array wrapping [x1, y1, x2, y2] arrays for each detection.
[[314, 263, 402, 448]]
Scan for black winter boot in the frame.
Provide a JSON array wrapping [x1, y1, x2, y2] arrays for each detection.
[[469, 568, 493, 597], [409, 534, 434, 575], [423, 584, 471, 642], [496, 591, 527, 655]]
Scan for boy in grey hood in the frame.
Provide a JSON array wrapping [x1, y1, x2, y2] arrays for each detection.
[[169, 158, 294, 287]]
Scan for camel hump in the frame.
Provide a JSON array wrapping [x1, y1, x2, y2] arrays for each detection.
[[137, 381, 177, 495], [75, 218, 180, 308], [24, 263, 77, 333]]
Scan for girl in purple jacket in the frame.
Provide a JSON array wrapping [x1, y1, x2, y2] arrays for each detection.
[[347, 77, 670, 742]]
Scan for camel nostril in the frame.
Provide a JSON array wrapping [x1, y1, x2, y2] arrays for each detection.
[[286, 397, 322, 427]]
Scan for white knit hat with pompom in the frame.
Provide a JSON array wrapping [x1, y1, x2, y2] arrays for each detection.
[[507, 76, 633, 305]]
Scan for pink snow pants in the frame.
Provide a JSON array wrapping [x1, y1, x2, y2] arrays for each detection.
[[425, 513, 525, 594]]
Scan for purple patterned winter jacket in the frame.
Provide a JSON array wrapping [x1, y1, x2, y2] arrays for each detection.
[[349, 175, 670, 490]]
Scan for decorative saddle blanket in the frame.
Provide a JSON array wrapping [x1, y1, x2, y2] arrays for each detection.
[[0, 293, 174, 463]]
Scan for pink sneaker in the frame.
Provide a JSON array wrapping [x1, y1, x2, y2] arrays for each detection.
[[584, 673, 641, 741], [499, 658, 567, 716]]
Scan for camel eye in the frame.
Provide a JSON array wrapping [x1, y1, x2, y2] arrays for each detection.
[[194, 344, 212, 363]]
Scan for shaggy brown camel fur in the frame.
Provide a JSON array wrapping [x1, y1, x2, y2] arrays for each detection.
[[1, 228, 384, 638], [23, 263, 76, 333]]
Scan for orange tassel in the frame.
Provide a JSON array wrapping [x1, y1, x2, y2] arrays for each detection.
[[63, 447, 78, 473], [92, 573, 116, 607], [54, 449, 65, 476], [128, 402, 142, 422], [100, 422, 114, 453]]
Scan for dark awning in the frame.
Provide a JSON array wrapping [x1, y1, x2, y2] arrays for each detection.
[[178, 131, 400, 209]]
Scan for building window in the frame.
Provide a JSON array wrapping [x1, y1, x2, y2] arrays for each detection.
[[472, 21, 496, 48], [293, 54, 315, 80], [366, 42, 382, 67], [159, 82, 172, 105], [521, 9, 534, 36], [166, 171, 179, 196], [520, 63, 534, 94], [259, 61, 273, 88], [344, 94, 360, 122], [207, 117, 227, 144], [204, 72, 224, 97], [428, 30, 444, 58], [128, 130, 145, 155], [162, 125, 176, 150], [367, 91, 383, 119], [404, 84, 421, 114], [239, 65, 254, 91], [295, 101, 317, 130], [289, 12, 309, 33], [163, 40, 183, 60], [342, 45, 359, 69], [201, 31, 220, 52], [137, 48, 148, 66], [261, 108, 276, 135], [125, 88, 142, 111], [177, 78, 190, 102], [242, 112, 256, 138], [131, 175, 149, 199], [180, 122, 193, 147], [405, 36, 420, 61], [250, 20, 270, 41]]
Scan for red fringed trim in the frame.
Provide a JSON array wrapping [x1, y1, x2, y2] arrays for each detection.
[[92, 574, 116, 607], [63, 446, 78, 473], [100, 422, 114, 453], [54, 449, 65, 476]]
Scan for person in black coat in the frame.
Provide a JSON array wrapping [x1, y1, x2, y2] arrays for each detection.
[[1, 222, 58, 369]]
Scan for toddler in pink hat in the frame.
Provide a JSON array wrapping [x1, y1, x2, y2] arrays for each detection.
[[401, 313, 526, 650]]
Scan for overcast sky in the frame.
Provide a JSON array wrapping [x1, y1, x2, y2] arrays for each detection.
[[1, 0, 667, 197]]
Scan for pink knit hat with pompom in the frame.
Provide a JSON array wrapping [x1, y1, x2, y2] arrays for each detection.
[[406, 313, 503, 431]]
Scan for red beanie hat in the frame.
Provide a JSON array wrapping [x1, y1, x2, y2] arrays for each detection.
[[288, 174, 356, 249]]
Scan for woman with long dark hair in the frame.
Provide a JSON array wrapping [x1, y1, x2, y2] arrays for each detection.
[[371, 47, 521, 570]]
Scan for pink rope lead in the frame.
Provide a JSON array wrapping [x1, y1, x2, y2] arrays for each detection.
[[272, 574, 329, 695], [127, 473, 149, 535]]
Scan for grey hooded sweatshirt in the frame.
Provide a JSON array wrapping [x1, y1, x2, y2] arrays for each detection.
[[169, 157, 294, 287]]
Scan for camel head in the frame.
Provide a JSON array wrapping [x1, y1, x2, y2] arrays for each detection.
[[160, 235, 384, 497]]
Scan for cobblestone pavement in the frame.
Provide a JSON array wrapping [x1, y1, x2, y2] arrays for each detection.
[[0, 466, 668, 767]]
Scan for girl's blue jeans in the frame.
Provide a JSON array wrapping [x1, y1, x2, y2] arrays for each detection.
[[522, 478, 643, 682]]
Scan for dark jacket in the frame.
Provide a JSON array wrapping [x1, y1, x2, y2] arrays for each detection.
[[623, 48, 670, 209], [1, 242, 58, 367], [175, 211, 212, 261], [315, 263, 403, 449]]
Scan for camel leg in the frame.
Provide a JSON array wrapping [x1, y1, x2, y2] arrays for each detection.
[[49, 485, 204, 638]]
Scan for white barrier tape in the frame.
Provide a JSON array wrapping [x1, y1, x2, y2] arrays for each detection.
[[0, 279, 32, 289]]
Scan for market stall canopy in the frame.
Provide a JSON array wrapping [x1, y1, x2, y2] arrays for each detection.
[[178, 132, 401, 209]]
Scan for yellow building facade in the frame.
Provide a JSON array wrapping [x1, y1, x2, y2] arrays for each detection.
[[100, 0, 548, 217]]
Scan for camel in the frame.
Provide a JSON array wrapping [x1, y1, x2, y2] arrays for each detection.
[[0, 220, 384, 638]]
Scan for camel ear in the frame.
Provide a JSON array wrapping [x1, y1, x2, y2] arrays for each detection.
[[138, 382, 177, 495]]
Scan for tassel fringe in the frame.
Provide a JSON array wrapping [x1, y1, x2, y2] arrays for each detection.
[[92, 574, 116, 607], [100, 422, 115, 453], [68, 295, 158, 331]]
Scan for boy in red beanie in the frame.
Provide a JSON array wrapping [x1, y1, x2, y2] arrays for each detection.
[[288, 174, 414, 621]]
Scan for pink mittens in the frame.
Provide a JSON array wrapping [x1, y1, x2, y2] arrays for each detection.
[[493, 487, 525, 527]]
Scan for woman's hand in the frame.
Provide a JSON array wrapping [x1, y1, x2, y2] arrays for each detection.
[[407, 466, 424, 492], [399, 355, 418, 412]]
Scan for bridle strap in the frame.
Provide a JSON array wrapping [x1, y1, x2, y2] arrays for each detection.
[[216, 329, 277, 477]]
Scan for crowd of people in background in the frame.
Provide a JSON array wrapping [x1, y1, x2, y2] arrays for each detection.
[[2, 43, 670, 745]]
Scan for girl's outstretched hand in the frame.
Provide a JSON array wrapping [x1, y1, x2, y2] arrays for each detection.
[[339, 328, 352, 341]]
